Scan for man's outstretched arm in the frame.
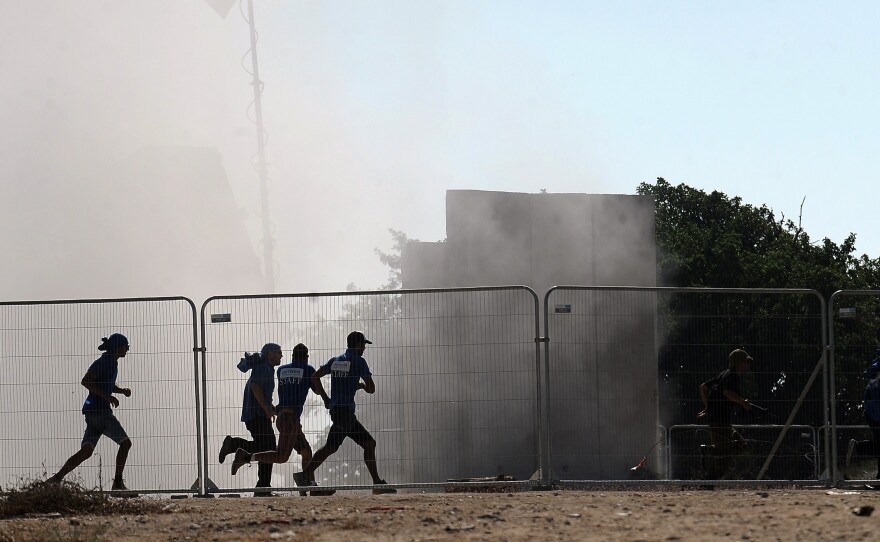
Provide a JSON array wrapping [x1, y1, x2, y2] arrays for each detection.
[[723, 389, 752, 411], [311, 366, 331, 407], [359, 376, 376, 394]]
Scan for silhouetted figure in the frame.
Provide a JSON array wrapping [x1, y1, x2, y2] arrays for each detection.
[[845, 350, 880, 478], [219, 343, 282, 496], [49, 334, 133, 490], [293, 331, 396, 494], [232, 343, 332, 495], [698, 349, 755, 479]]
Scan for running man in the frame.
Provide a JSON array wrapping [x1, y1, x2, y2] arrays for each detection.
[[293, 331, 396, 494], [698, 348, 755, 479], [231, 343, 332, 495], [48, 333, 133, 491], [845, 350, 880, 478], [219, 342, 282, 496]]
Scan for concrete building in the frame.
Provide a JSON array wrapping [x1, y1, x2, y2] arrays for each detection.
[[402, 190, 656, 293], [398, 190, 659, 480]]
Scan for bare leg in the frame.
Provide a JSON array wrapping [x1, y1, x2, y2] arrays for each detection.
[[300, 446, 314, 482], [51, 444, 94, 481], [302, 445, 334, 477], [251, 429, 296, 464], [363, 439, 382, 483], [114, 439, 131, 481], [250, 413, 299, 465]]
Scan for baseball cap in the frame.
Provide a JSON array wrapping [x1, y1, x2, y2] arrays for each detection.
[[347, 331, 372, 348], [729, 348, 754, 366]]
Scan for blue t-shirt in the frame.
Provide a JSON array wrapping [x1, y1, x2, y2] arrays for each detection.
[[241, 358, 276, 422], [864, 353, 880, 422], [82, 353, 119, 414], [277, 360, 316, 417], [321, 349, 372, 412]]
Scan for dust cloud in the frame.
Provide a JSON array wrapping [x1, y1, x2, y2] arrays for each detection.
[[0, 1, 427, 304]]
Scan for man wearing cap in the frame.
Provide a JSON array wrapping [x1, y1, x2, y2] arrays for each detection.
[[697, 348, 755, 479], [48, 333, 133, 490], [219, 342, 283, 495], [845, 350, 880, 478], [293, 331, 396, 494]]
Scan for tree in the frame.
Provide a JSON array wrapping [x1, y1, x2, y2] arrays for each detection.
[[638, 178, 880, 429], [374, 229, 410, 291], [340, 230, 412, 332], [637, 178, 880, 295]]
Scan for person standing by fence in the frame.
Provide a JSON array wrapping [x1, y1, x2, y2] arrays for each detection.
[[697, 348, 755, 479], [219, 342, 282, 496], [48, 333, 133, 491], [293, 331, 396, 494], [846, 350, 880, 478]]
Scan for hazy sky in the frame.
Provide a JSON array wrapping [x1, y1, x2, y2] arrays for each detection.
[[2, 1, 878, 297]]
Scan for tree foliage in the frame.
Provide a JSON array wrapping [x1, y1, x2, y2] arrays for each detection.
[[374, 229, 410, 291], [638, 178, 880, 428], [637, 178, 880, 295]]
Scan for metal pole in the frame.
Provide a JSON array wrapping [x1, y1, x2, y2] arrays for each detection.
[[188, 300, 205, 496], [199, 300, 211, 495], [246, 0, 275, 293]]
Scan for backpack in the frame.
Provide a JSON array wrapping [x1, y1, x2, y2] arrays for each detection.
[[237, 352, 262, 373]]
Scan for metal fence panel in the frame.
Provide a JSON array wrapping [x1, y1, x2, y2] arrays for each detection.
[[0, 298, 200, 494], [200, 287, 541, 493], [544, 287, 826, 481], [668, 424, 818, 480], [828, 290, 880, 483], [819, 425, 879, 481], [544, 288, 659, 480]]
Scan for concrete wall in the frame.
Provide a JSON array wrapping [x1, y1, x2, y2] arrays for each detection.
[[405, 190, 655, 291], [400, 190, 659, 480]]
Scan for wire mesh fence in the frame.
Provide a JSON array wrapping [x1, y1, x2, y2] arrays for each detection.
[[1, 286, 855, 493], [821, 425, 880, 482], [668, 424, 818, 481], [544, 287, 827, 482], [199, 287, 541, 493], [0, 297, 200, 494], [828, 290, 880, 482]]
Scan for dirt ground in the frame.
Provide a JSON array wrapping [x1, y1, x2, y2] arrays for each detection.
[[3, 487, 880, 541]]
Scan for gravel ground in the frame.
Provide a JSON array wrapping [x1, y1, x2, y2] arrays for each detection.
[[3, 488, 880, 541]]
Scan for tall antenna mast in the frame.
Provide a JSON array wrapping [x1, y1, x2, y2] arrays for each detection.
[[206, 0, 276, 292], [245, 0, 275, 292]]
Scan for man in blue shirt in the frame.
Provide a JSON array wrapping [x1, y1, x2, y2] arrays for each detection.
[[232, 343, 331, 494], [845, 350, 880, 478], [293, 331, 396, 494], [48, 333, 133, 491], [219, 342, 282, 495]]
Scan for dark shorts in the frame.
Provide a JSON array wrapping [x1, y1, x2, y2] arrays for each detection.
[[277, 409, 310, 452], [82, 411, 129, 447], [326, 407, 374, 450]]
